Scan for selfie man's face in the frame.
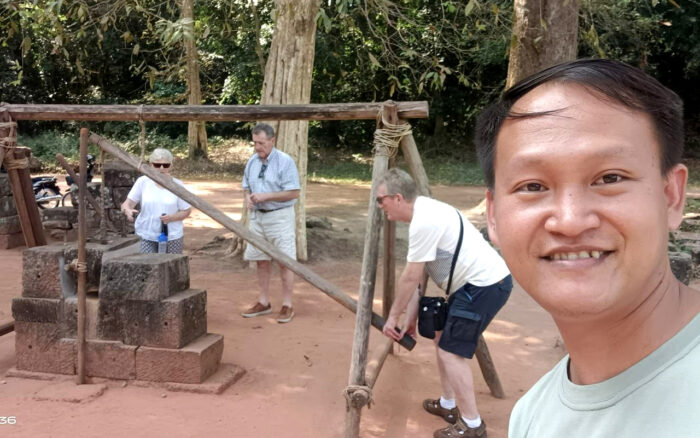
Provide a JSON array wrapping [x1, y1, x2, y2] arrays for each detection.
[[486, 82, 687, 322]]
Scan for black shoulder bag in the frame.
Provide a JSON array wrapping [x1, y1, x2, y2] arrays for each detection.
[[417, 210, 464, 339]]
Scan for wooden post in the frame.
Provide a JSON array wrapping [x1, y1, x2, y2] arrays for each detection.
[[475, 335, 505, 398], [76, 128, 88, 385], [344, 102, 397, 438], [365, 337, 394, 389], [87, 131, 416, 351]]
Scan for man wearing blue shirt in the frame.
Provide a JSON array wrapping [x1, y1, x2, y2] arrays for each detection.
[[241, 123, 300, 323]]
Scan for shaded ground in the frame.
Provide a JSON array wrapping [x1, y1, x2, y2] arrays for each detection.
[[0, 180, 565, 438]]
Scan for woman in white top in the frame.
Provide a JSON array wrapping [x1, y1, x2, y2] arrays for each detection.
[[120, 148, 192, 254]]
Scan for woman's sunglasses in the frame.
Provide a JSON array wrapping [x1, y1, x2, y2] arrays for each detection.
[[152, 163, 171, 168]]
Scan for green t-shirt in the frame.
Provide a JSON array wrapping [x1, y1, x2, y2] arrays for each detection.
[[509, 312, 700, 438]]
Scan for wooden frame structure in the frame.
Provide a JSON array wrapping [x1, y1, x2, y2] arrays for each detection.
[[0, 101, 504, 436]]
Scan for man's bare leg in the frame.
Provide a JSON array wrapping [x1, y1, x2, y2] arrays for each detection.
[[437, 347, 479, 420], [280, 264, 294, 307], [434, 333, 456, 400], [256, 260, 272, 305]]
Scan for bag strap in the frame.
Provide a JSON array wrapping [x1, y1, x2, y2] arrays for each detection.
[[445, 209, 464, 296]]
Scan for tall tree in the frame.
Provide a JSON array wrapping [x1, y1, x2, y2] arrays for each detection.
[[261, 0, 321, 261], [181, 0, 208, 159], [507, 0, 580, 87]]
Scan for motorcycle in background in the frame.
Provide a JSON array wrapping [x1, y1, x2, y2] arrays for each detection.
[[32, 154, 96, 209]]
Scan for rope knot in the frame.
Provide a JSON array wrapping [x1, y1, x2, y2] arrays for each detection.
[[343, 384, 373, 410], [372, 113, 412, 158]]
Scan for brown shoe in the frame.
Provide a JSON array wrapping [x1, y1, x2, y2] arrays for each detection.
[[241, 302, 272, 318], [433, 418, 486, 438], [277, 305, 294, 323], [423, 398, 460, 424]]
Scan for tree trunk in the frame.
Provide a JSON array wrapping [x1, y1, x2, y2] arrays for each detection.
[[260, 0, 320, 261], [506, 0, 580, 88], [182, 0, 208, 159]]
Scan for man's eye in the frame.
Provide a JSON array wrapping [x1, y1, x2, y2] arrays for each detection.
[[517, 182, 545, 192], [595, 174, 623, 185]]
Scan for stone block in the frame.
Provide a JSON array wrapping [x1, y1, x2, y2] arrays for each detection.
[[123, 289, 207, 349], [100, 254, 190, 301], [103, 186, 132, 209], [0, 174, 11, 197], [12, 297, 61, 323], [84, 340, 137, 380], [0, 214, 21, 234], [103, 160, 139, 187], [0, 194, 17, 218], [14, 321, 76, 375], [0, 231, 24, 249], [41, 207, 78, 223], [97, 299, 125, 341], [22, 245, 69, 298], [669, 251, 692, 285], [62, 238, 141, 291], [61, 296, 100, 339], [43, 220, 72, 230], [135, 333, 223, 384], [688, 243, 700, 267]]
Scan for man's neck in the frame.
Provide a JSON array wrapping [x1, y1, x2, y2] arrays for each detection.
[[557, 269, 700, 385]]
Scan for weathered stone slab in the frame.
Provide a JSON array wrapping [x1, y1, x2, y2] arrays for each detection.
[[0, 231, 24, 249], [123, 289, 207, 349], [40, 207, 78, 223], [96, 299, 125, 341], [0, 194, 17, 218], [669, 251, 692, 285], [0, 214, 21, 234], [43, 220, 72, 230], [135, 334, 223, 384], [688, 243, 700, 267], [0, 174, 11, 197], [100, 254, 190, 301], [672, 231, 700, 245], [22, 245, 69, 298], [84, 340, 137, 380], [12, 297, 61, 323], [103, 186, 132, 209], [14, 321, 76, 375], [61, 296, 100, 339], [103, 160, 139, 187]]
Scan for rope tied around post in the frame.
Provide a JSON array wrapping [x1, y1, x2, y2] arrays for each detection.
[[372, 111, 412, 158], [343, 384, 373, 410], [0, 119, 29, 170]]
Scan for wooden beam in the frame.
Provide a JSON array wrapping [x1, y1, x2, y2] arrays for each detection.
[[76, 128, 88, 385], [398, 128, 432, 197], [365, 337, 394, 389], [344, 102, 394, 438], [2, 102, 429, 122], [87, 131, 416, 351], [475, 335, 505, 399], [0, 320, 14, 337]]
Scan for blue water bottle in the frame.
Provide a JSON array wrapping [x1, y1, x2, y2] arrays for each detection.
[[158, 215, 168, 254]]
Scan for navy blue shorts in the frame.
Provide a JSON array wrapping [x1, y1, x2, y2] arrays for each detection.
[[438, 275, 513, 359]]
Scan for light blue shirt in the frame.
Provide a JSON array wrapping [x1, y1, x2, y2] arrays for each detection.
[[242, 148, 300, 211]]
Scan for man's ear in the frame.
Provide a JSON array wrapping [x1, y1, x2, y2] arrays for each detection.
[[395, 193, 405, 203], [486, 189, 500, 247], [665, 163, 688, 230]]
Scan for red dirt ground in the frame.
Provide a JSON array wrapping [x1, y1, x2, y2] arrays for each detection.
[[0, 180, 565, 438]]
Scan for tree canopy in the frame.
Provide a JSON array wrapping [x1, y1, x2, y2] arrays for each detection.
[[2, 0, 699, 155]]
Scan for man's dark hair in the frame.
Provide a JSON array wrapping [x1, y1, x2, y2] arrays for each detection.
[[475, 58, 684, 189], [252, 122, 275, 139]]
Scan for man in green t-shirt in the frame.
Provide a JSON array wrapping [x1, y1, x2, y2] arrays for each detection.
[[476, 59, 700, 437]]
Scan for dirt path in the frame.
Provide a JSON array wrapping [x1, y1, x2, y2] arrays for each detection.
[[0, 180, 563, 438]]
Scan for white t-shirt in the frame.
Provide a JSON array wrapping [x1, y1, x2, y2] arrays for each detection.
[[408, 196, 509, 293], [509, 311, 700, 438], [127, 175, 191, 241]]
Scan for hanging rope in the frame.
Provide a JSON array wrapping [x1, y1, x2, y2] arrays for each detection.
[[138, 104, 147, 163], [343, 384, 373, 410], [372, 112, 412, 158]]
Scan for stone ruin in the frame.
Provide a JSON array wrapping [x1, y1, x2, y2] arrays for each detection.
[[41, 160, 138, 240], [11, 237, 225, 385], [0, 174, 24, 249]]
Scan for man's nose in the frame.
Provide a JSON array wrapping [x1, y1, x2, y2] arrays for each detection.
[[544, 188, 600, 237]]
